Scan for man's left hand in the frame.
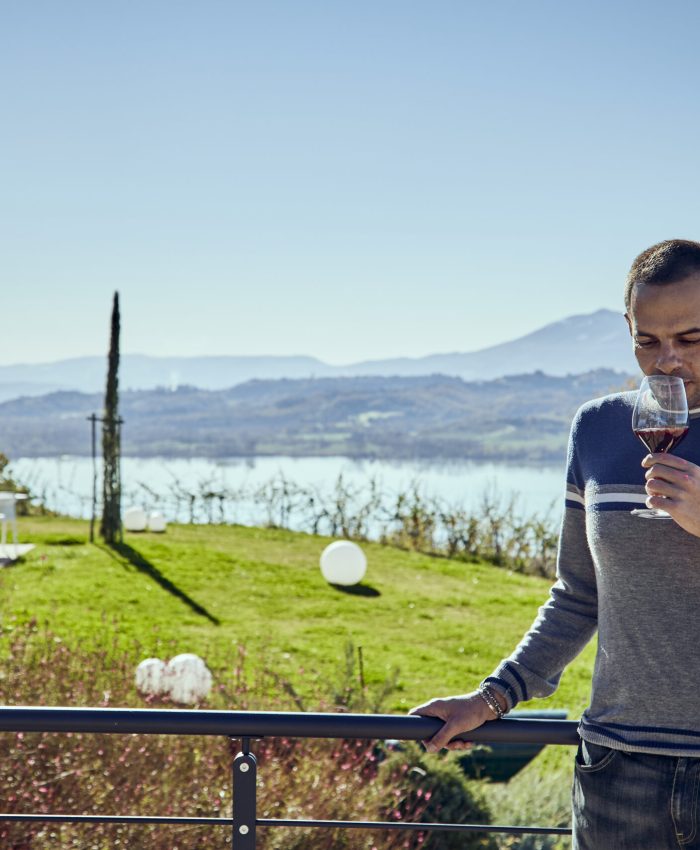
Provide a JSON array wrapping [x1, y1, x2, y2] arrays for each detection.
[[642, 453, 700, 536]]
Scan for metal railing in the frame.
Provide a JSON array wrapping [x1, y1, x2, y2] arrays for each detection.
[[0, 706, 579, 846]]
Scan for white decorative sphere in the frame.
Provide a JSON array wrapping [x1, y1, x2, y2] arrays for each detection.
[[320, 540, 367, 586], [165, 653, 213, 705], [148, 512, 167, 533], [124, 506, 148, 532], [135, 658, 168, 696]]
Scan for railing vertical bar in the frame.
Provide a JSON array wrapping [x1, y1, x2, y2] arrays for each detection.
[[232, 739, 256, 849]]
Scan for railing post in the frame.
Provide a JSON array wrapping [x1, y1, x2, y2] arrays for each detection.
[[232, 737, 256, 849]]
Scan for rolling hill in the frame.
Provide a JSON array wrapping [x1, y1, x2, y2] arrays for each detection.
[[0, 368, 634, 462]]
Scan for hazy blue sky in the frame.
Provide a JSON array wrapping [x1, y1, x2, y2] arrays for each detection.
[[3, 1, 700, 365]]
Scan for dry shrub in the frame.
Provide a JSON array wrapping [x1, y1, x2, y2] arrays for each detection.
[[0, 624, 492, 849]]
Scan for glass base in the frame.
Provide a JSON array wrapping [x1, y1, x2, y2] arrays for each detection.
[[630, 508, 672, 519]]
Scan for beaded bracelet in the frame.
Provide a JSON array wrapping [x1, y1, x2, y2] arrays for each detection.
[[478, 684, 505, 719]]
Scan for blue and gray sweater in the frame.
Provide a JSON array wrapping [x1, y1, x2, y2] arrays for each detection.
[[485, 391, 700, 756]]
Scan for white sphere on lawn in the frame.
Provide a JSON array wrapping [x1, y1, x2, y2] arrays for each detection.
[[148, 512, 167, 533], [124, 506, 148, 532], [320, 540, 367, 586], [165, 653, 213, 704], [135, 658, 168, 696]]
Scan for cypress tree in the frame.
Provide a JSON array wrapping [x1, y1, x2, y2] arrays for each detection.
[[100, 292, 122, 544]]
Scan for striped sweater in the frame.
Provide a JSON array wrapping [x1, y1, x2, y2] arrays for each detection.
[[485, 391, 700, 756]]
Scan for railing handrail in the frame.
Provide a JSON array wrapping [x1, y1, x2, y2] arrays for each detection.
[[0, 705, 580, 745], [0, 706, 580, 843]]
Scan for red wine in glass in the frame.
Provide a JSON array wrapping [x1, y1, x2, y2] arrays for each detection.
[[634, 426, 689, 454], [631, 375, 690, 519]]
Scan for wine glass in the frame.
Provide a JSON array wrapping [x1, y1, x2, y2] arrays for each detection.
[[631, 375, 689, 519]]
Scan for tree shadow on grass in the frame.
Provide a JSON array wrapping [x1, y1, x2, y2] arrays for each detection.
[[99, 542, 220, 625], [330, 583, 381, 597]]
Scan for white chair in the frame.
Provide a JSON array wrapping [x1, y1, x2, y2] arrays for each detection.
[[147, 512, 167, 533], [0, 493, 19, 558], [123, 506, 148, 532]]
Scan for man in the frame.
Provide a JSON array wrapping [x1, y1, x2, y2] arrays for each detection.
[[410, 239, 700, 849]]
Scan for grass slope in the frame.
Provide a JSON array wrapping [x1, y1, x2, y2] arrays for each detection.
[[0, 517, 595, 717]]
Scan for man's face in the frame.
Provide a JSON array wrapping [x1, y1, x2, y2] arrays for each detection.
[[626, 273, 700, 409]]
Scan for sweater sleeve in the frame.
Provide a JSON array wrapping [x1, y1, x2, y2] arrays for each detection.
[[482, 406, 599, 711]]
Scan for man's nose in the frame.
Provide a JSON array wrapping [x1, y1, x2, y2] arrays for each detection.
[[655, 344, 683, 374]]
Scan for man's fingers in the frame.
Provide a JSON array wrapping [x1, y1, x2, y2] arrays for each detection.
[[446, 739, 473, 752], [645, 464, 691, 485], [409, 693, 487, 753], [410, 699, 456, 752], [408, 699, 446, 720], [647, 494, 675, 510], [426, 728, 476, 753], [423, 722, 457, 753], [646, 477, 675, 497], [642, 453, 694, 471]]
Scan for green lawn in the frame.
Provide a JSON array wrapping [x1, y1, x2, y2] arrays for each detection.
[[0, 516, 595, 717]]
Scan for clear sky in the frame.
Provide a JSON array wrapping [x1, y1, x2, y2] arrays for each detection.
[[2, 0, 700, 366]]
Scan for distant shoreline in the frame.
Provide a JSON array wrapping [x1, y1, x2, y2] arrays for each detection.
[[9, 447, 569, 465]]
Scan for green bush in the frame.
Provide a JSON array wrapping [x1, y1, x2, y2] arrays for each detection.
[[374, 742, 497, 850]]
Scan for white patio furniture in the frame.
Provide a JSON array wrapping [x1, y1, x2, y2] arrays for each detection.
[[124, 506, 148, 532], [0, 492, 27, 560], [147, 511, 167, 533]]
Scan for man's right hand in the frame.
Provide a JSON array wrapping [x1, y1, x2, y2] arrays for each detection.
[[408, 690, 506, 753]]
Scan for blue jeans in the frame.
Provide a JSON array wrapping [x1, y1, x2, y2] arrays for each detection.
[[572, 740, 700, 849]]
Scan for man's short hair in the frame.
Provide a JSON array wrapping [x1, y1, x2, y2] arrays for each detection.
[[625, 239, 700, 310]]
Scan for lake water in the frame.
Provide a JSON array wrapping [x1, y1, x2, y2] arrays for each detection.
[[9, 455, 566, 529]]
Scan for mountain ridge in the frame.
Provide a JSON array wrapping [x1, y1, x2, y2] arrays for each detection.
[[0, 309, 635, 402]]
